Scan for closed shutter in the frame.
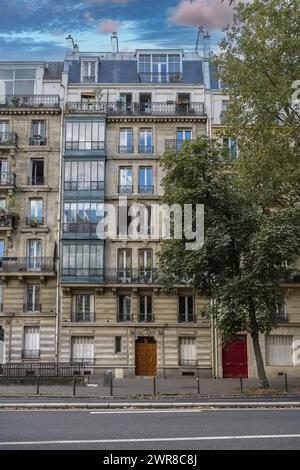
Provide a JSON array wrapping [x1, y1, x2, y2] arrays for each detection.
[[71, 337, 94, 363], [24, 327, 40, 350], [179, 337, 196, 366], [265, 335, 293, 366]]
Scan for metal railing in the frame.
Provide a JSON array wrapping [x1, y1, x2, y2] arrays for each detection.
[[0, 213, 14, 227], [118, 145, 134, 154], [23, 303, 42, 312], [138, 314, 154, 323], [65, 101, 205, 116], [71, 312, 95, 322], [179, 359, 198, 366], [0, 132, 18, 146], [82, 76, 96, 83], [61, 268, 159, 284], [118, 185, 133, 194], [64, 181, 104, 191], [138, 185, 154, 194], [165, 139, 194, 152], [178, 314, 197, 323], [138, 145, 154, 154], [117, 313, 132, 322], [0, 172, 16, 187], [137, 72, 183, 83], [277, 312, 289, 323], [21, 349, 41, 359], [29, 136, 47, 146], [26, 217, 44, 226], [0, 257, 55, 272], [27, 176, 45, 186], [0, 362, 91, 377], [0, 95, 60, 108], [63, 222, 98, 233], [65, 141, 105, 151]]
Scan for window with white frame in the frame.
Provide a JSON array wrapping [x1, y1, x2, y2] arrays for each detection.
[[265, 335, 293, 366], [138, 54, 181, 82], [73, 294, 94, 322], [71, 336, 94, 363], [26, 284, 40, 312], [0, 68, 36, 95], [62, 244, 104, 277], [118, 295, 131, 322], [81, 61, 97, 83], [119, 167, 132, 193], [179, 337, 196, 366], [28, 199, 43, 225], [0, 160, 8, 184], [178, 296, 194, 322], [139, 295, 153, 322], [64, 161, 104, 190], [119, 129, 133, 153], [23, 326, 40, 358], [65, 121, 105, 150]]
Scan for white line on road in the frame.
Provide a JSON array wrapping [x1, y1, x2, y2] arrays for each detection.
[[1, 434, 300, 446], [90, 409, 203, 414]]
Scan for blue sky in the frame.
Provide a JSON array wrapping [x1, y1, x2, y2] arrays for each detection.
[[0, 0, 235, 60]]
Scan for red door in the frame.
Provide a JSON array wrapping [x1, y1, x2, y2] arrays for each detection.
[[222, 335, 248, 378]]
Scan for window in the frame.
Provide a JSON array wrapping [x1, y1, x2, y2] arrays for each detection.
[[139, 167, 153, 193], [23, 326, 40, 359], [0, 67, 36, 95], [119, 94, 132, 112], [0, 160, 8, 184], [118, 295, 131, 322], [28, 199, 43, 225], [81, 61, 97, 83], [139, 295, 153, 322], [0, 284, 3, 311], [115, 337, 122, 354], [0, 199, 6, 210], [119, 167, 132, 193], [138, 54, 181, 82], [30, 120, 46, 145], [178, 296, 194, 322], [139, 94, 152, 114], [177, 129, 192, 150], [0, 240, 4, 265], [62, 244, 104, 277], [64, 202, 104, 232], [26, 240, 42, 271], [139, 249, 153, 276], [265, 335, 293, 366], [118, 249, 132, 282], [73, 294, 94, 322], [30, 159, 44, 185], [26, 284, 40, 312], [119, 129, 133, 153], [65, 121, 105, 150], [0, 122, 11, 145], [64, 161, 104, 191], [138, 206, 152, 236], [139, 129, 153, 154], [223, 137, 238, 160], [71, 336, 94, 363], [179, 337, 196, 366]]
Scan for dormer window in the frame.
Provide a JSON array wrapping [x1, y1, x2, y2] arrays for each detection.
[[138, 53, 182, 83], [81, 61, 97, 83]]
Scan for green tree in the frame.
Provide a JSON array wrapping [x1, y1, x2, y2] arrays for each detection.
[[159, 137, 300, 388], [213, 0, 300, 206]]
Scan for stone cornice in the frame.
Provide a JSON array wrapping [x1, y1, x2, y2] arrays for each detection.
[[0, 109, 61, 116], [107, 115, 207, 124]]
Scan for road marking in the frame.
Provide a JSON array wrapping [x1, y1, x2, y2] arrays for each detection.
[[90, 409, 203, 414], [1, 434, 300, 446]]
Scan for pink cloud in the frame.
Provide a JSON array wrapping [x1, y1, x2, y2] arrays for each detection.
[[99, 19, 120, 33], [169, 0, 235, 29]]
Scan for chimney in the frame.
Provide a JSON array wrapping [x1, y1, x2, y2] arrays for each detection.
[[203, 31, 211, 59], [111, 32, 119, 53]]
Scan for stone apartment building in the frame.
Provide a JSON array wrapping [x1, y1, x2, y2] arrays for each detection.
[[0, 38, 299, 379], [0, 62, 62, 364]]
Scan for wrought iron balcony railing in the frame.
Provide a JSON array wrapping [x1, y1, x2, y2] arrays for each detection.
[[277, 312, 289, 323], [63, 222, 98, 233], [138, 185, 154, 194], [179, 359, 198, 367], [0, 257, 55, 272], [70, 357, 95, 366], [29, 136, 47, 146], [0, 132, 18, 147], [137, 72, 183, 83], [0, 213, 14, 227], [64, 181, 104, 191], [165, 139, 194, 152], [65, 101, 205, 116], [138, 314, 154, 323], [21, 349, 41, 359], [27, 176, 45, 186], [138, 145, 154, 154], [0, 95, 60, 108], [26, 217, 44, 226], [0, 172, 16, 187], [117, 313, 132, 322], [118, 145, 134, 154], [61, 268, 159, 284], [23, 303, 42, 312], [65, 141, 105, 151], [178, 313, 196, 323], [118, 185, 133, 194], [71, 312, 95, 322], [82, 76, 96, 83]]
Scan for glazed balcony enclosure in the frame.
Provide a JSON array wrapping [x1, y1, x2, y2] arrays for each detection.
[[61, 268, 160, 284]]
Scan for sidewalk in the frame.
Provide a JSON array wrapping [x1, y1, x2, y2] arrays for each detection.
[[0, 376, 299, 399]]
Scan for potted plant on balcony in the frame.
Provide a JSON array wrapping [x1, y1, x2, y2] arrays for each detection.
[[10, 96, 20, 107], [28, 217, 40, 227]]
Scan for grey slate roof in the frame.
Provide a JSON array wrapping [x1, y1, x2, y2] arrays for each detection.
[[44, 62, 64, 80]]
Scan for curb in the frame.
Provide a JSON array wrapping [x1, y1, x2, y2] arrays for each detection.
[[1, 401, 300, 410]]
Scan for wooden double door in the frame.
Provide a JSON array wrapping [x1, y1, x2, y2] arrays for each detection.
[[135, 337, 157, 376]]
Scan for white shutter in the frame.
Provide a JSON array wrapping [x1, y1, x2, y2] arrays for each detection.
[[24, 327, 40, 350], [179, 337, 196, 365], [265, 335, 293, 366]]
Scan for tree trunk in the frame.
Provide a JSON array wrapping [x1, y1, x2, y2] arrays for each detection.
[[251, 331, 269, 389]]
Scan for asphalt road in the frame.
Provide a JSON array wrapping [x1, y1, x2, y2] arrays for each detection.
[[0, 408, 300, 450]]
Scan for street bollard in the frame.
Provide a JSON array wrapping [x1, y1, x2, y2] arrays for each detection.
[[73, 378, 76, 396], [239, 376, 243, 394], [110, 374, 113, 396], [153, 376, 156, 395], [36, 375, 40, 395], [197, 376, 200, 395], [284, 373, 288, 393]]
